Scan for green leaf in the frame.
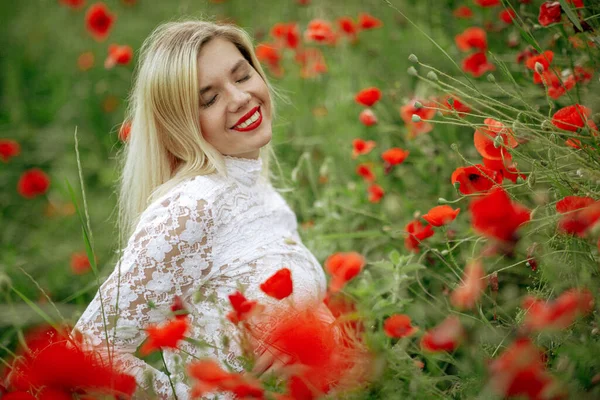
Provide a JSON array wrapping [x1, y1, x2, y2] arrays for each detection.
[[558, 0, 583, 32], [389, 250, 401, 265], [400, 263, 427, 274]]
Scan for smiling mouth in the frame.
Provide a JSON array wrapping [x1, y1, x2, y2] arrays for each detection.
[[231, 106, 262, 132]]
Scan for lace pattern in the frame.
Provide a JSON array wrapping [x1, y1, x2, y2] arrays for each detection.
[[74, 156, 327, 399]]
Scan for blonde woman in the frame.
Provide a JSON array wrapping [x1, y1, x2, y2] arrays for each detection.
[[74, 20, 328, 399]]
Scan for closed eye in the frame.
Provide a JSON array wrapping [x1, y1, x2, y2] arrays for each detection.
[[201, 73, 252, 109]]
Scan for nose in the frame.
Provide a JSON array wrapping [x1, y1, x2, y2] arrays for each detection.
[[227, 83, 251, 114]]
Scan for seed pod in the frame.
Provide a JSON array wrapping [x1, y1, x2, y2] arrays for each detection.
[[408, 54, 419, 63], [407, 66, 418, 76], [427, 71, 438, 81]]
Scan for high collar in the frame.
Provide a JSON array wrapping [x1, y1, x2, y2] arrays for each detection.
[[223, 155, 263, 187]]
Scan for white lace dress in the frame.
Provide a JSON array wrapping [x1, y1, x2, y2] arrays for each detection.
[[73, 156, 328, 399]]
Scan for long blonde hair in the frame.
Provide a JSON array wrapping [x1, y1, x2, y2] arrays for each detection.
[[118, 20, 278, 240]]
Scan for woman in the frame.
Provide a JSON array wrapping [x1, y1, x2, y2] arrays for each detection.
[[74, 20, 328, 399]]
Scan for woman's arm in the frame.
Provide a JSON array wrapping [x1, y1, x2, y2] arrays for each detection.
[[74, 191, 214, 399]]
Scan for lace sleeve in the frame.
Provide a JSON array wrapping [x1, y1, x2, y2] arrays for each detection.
[[74, 189, 214, 400]]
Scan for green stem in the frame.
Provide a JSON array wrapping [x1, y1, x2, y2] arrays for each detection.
[[160, 350, 179, 400]]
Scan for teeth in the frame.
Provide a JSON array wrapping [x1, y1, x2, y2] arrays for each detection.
[[234, 110, 259, 129]]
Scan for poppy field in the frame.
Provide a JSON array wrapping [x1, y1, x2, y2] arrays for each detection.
[[1, 0, 600, 399]]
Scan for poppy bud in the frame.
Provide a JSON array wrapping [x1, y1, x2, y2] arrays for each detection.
[[447, 97, 455, 106], [413, 101, 423, 109], [534, 61, 544, 74], [427, 71, 438, 81], [487, 73, 496, 82], [438, 197, 449, 204], [407, 66, 418, 76], [493, 134, 504, 148], [408, 54, 419, 63], [411, 114, 422, 122]]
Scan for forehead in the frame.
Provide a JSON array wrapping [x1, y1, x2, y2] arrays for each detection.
[[197, 37, 246, 81]]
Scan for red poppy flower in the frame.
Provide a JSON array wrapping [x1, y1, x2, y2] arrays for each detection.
[[356, 163, 375, 182], [325, 251, 365, 292], [538, 1, 562, 26], [358, 13, 383, 30], [256, 43, 284, 77], [420, 316, 464, 352], [119, 121, 131, 141], [453, 6, 473, 18], [352, 138, 376, 158], [304, 19, 337, 45], [399, 99, 436, 137], [422, 205, 460, 227], [469, 187, 531, 242], [522, 288, 594, 332], [260, 268, 294, 300], [474, 118, 518, 160], [556, 198, 600, 236], [383, 314, 419, 338], [482, 155, 525, 184], [382, 147, 409, 173], [60, 0, 85, 9], [139, 317, 189, 356], [367, 184, 385, 203], [525, 50, 554, 83], [85, 2, 115, 41], [104, 44, 133, 69], [475, 0, 500, 6], [567, 0, 584, 7], [18, 169, 51, 199], [462, 52, 495, 78], [5, 326, 136, 398], [451, 164, 502, 195], [488, 338, 559, 400], [541, 70, 576, 99], [170, 295, 188, 319], [404, 219, 434, 253], [574, 66, 593, 84], [270, 22, 300, 49], [450, 260, 487, 310], [551, 104, 592, 132], [355, 87, 381, 107], [337, 16, 358, 40], [0, 139, 20, 162], [295, 48, 328, 78], [517, 47, 538, 64], [77, 51, 95, 71], [455, 27, 487, 52], [227, 291, 264, 324], [187, 359, 264, 399], [70, 252, 91, 275], [500, 9, 516, 24], [358, 108, 378, 126], [442, 95, 471, 117]]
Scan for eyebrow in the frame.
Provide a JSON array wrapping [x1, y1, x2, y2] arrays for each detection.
[[199, 59, 249, 96]]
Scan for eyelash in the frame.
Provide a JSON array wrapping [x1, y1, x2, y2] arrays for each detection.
[[202, 74, 252, 109]]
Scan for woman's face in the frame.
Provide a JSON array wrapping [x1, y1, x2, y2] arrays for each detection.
[[197, 37, 272, 159]]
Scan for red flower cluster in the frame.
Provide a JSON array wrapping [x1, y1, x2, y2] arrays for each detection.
[[462, 52, 495, 77], [400, 98, 436, 138], [85, 2, 115, 41], [104, 44, 133, 69], [420, 316, 464, 352], [474, 118, 518, 160], [404, 219, 434, 253], [555, 196, 600, 236], [0, 139, 20, 162], [140, 315, 190, 356], [187, 359, 264, 399], [227, 291, 264, 324], [324, 251, 366, 292], [522, 288, 594, 332], [450, 260, 487, 310], [3, 326, 136, 398]]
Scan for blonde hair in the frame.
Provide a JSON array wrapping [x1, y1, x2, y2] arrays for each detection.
[[117, 20, 278, 239]]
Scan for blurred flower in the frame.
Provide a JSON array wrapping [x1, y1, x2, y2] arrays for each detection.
[[574, 66, 593, 84], [525, 50, 554, 83], [404, 219, 434, 253], [567, 0, 584, 7], [469, 187, 531, 243], [475, 0, 500, 6], [325, 252, 365, 292], [355, 87, 381, 107], [104, 44, 133, 69], [382, 147, 409, 173], [102, 95, 119, 113], [383, 314, 418, 338], [482, 155, 525, 184], [187, 359, 264, 399], [357, 13, 383, 30], [256, 43, 283, 77], [522, 288, 594, 332], [551, 104, 595, 132], [517, 46, 538, 64], [356, 163, 375, 182], [450, 260, 487, 310], [500, 9, 516, 24], [538, 1, 562, 26], [462, 52, 495, 77], [0, 139, 20, 162], [227, 291, 263, 324], [451, 164, 502, 195], [400, 99, 436, 137], [352, 138, 376, 158], [77, 51, 95, 71], [555, 196, 600, 236], [422, 205, 460, 227], [270, 22, 300, 49], [85, 2, 115, 41], [295, 47, 328, 78], [170, 295, 189, 320], [540, 70, 576, 99], [260, 268, 293, 300], [139, 316, 189, 356], [60, 0, 85, 9], [455, 27, 487, 52], [359, 108, 378, 126], [119, 120, 131, 141], [474, 118, 518, 160], [368, 184, 385, 203], [453, 6, 474, 19], [488, 338, 562, 400], [70, 252, 91, 275], [337, 16, 358, 41], [17, 169, 50, 199], [420, 316, 464, 352], [304, 19, 337, 45], [442, 95, 471, 117]]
